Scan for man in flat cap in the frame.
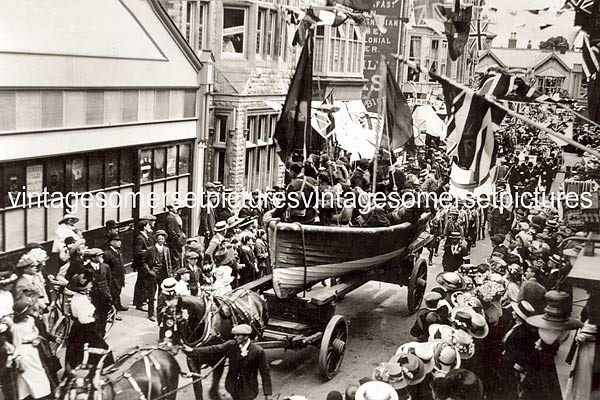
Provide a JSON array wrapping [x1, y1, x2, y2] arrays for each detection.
[[83, 248, 113, 337], [102, 232, 128, 316], [198, 182, 218, 245], [183, 323, 272, 400], [166, 201, 186, 267]]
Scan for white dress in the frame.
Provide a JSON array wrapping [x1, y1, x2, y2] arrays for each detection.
[[12, 316, 51, 400]]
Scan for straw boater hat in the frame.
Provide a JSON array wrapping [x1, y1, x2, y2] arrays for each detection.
[[431, 341, 461, 376], [436, 272, 467, 291], [161, 277, 177, 294], [238, 217, 257, 229], [527, 291, 583, 332], [428, 325, 475, 360], [396, 342, 436, 374], [356, 381, 399, 400], [59, 214, 79, 224], [214, 221, 228, 233], [511, 300, 538, 321]]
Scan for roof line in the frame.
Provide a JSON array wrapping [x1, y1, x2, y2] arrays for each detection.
[[147, 0, 203, 72]]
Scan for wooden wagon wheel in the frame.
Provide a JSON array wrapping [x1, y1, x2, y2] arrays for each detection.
[[407, 258, 428, 315], [318, 315, 348, 380]]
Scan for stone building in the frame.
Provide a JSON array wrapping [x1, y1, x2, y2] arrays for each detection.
[[163, 0, 367, 192]]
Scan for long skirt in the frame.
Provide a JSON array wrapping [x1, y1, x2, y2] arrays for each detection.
[[65, 321, 113, 370], [16, 343, 50, 400]]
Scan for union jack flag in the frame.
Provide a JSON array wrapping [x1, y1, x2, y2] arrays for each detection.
[[583, 33, 600, 80], [567, 0, 595, 14], [468, 19, 490, 53], [431, 68, 508, 191]]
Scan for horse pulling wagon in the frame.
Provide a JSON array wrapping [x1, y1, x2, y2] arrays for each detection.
[[56, 213, 433, 400]]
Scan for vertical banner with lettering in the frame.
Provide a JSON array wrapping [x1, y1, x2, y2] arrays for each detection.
[[362, 0, 404, 112]]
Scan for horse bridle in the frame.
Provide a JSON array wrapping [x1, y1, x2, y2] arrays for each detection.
[[184, 294, 220, 347]]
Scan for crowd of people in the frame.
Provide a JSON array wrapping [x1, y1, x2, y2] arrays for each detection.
[[2, 107, 600, 400]]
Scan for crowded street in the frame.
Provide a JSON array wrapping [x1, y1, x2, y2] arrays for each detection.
[[5, 0, 600, 399]]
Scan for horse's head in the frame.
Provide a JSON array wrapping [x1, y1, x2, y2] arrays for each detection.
[[177, 295, 209, 346]]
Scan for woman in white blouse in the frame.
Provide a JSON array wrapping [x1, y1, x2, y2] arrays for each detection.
[[65, 274, 113, 370], [11, 297, 55, 400]]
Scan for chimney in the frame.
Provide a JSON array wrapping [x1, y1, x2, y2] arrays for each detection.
[[508, 32, 517, 48], [527, 40, 532, 49]]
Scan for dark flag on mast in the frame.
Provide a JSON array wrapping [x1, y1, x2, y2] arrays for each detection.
[[382, 63, 414, 151], [274, 30, 314, 162]]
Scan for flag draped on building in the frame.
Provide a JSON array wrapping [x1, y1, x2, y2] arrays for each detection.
[[274, 30, 314, 162]]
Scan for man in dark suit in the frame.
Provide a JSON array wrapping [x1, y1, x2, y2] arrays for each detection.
[[143, 230, 172, 321], [349, 158, 371, 190], [198, 182, 217, 244], [102, 233, 128, 315], [183, 324, 272, 400], [132, 217, 155, 310], [184, 251, 201, 296], [165, 202, 185, 267], [83, 248, 113, 338]]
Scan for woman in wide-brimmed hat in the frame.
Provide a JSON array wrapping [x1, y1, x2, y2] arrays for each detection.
[[355, 380, 399, 400], [65, 274, 113, 371], [431, 341, 461, 378], [491, 300, 540, 400], [11, 296, 58, 399]]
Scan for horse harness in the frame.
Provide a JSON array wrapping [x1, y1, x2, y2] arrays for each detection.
[[98, 346, 167, 400]]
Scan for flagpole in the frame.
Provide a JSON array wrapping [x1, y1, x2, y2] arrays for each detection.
[[372, 54, 387, 194], [391, 54, 600, 160], [555, 102, 600, 130]]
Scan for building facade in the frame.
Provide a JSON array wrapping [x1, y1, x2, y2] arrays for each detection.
[[164, 0, 367, 192], [477, 47, 587, 102], [0, 0, 207, 267]]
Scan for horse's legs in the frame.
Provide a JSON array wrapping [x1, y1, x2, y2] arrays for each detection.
[[186, 355, 205, 400], [209, 362, 225, 400]]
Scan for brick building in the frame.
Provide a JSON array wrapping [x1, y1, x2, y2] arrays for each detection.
[[163, 0, 367, 192]]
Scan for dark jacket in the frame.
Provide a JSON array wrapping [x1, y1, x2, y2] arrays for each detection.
[[12, 275, 41, 301], [198, 204, 216, 238], [166, 212, 185, 248], [518, 278, 546, 313], [190, 340, 272, 400], [83, 262, 113, 307], [503, 322, 538, 371], [132, 232, 154, 273], [102, 246, 125, 288], [144, 245, 173, 282]]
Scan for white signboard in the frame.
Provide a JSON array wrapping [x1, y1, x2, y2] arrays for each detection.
[[223, 26, 244, 36], [26, 165, 44, 196]]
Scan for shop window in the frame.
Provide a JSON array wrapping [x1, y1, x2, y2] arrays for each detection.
[[183, 90, 196, 118], [155, 90, 170, 120], [85, 91, 104, 125], [223, 7, 246, 54], [69, 156, 88, 193], [166, 146, 178, 177], [153, 148, 167, 180], [46, 158, 65, 195], [140, 149, 153, 183], [89, 156, 104, 191], [122, 91, 139, 123], [120, 148, 133, 185], [0, 92, 16, 131], [105, 151, 119, 188], [3, 164, 25, 208], [42, 91, 63, 128], [179, 144, 191, 174]]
